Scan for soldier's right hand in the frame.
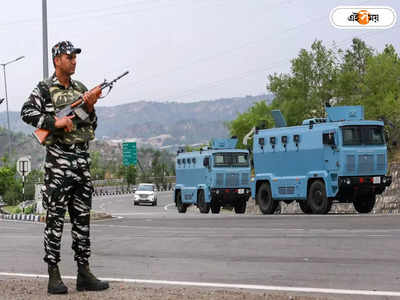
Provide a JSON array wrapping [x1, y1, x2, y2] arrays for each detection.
[[55, 115, 75, 132]]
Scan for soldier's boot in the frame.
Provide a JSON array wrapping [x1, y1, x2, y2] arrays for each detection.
[[47, 264, 68, 294], [76, 264, 109, 292]]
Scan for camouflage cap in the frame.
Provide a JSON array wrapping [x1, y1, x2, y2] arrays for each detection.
[[52, 41, 81, 60]]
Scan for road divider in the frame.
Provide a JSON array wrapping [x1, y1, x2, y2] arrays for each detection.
[[0, 213, 44, 223]]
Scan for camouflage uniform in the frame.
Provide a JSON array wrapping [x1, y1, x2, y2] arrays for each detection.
[[21, 73, 97, 265]]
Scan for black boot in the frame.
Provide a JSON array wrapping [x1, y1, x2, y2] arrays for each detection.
[[47, 264, 68, 294], [76, 263, 109, 292]]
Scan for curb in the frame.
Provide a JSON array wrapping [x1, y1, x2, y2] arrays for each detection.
[[93, 191, 135, 197], [0, 213, 45, 223]]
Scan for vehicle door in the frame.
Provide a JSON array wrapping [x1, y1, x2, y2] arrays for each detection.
[[322, 130, 339, 172]]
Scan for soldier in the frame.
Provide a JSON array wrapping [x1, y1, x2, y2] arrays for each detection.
[[21, 41, 109, 294]]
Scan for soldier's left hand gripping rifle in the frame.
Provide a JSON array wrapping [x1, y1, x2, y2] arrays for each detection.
[[33, 71, 129, 144]]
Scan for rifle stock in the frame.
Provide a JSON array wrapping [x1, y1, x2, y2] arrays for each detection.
[[33, 128, 50, 144]]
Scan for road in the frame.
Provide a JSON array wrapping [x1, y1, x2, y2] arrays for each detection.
[[0, 191, 399, 298]]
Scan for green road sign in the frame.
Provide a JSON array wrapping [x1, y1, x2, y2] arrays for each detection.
[[122, 142, 137, 166]]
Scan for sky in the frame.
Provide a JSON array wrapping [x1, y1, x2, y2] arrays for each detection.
[[0, 0, 399, 115]]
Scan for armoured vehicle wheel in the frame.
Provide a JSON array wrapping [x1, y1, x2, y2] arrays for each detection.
[[256, 183, 278, 214], [234, 198, 246, 214], [211, 199, 221, 214], [307, 180, 332, 214], [198, 190, 210, 213], [176, 190, 187, 213], [299, 200, 312, 214], [353, 193, 376, 213]]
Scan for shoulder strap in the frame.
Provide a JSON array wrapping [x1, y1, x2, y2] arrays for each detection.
[[37, 79, 52, 103]]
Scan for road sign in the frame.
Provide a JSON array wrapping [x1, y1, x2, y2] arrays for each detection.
[[123, 142, 137, 166], [16, 156, 31, 177]]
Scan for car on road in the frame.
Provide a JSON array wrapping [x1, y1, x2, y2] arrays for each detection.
[[133, 183, 158, 206]]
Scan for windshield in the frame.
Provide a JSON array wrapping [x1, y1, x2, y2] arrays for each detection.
[[341, 125, 385, 146], [137, 185, 154, 191], [213, 152, 249, 167]]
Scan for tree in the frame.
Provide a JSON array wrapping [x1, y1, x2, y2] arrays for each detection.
[[228, 100, 273, 149], [0, 166, 22, 205], [90, 151, 105, 180], [268, 40, 339, 125], [360, 44, 400, 149], [335, 38, 374, 104]]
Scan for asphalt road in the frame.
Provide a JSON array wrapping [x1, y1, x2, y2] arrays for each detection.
[[1, 191, 399, 297]]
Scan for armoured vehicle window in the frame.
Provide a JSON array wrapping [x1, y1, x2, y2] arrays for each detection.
[[213, 152, 249, 167], [182, 158, 186, 164], [192, 158, 196, 164], [177, 159, 181, 165], [281, 136, 288, 144], [342, 126, 384, 146], [187, 158, 191, 164], [270, 137, 276, 145]]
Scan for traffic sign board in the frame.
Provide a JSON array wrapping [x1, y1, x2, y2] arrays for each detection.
[[16, 156, 31, 177], [123, 142, 137, 166]]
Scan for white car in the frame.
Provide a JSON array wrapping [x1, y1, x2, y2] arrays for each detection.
[[133, 183, 158, 206]]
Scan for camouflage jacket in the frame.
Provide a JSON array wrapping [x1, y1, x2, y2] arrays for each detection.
[[21, 73, 97, 146]]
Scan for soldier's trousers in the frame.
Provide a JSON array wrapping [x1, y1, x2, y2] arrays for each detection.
[[42, 143, 93, 265]]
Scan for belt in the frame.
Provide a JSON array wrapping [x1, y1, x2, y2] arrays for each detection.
[[55, 142, 89, 152]]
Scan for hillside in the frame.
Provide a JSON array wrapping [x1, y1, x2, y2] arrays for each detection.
[[0, 94, 271, 167], [2, 94, 271, 148]]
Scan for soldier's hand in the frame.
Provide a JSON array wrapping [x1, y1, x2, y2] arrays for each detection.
[[55, 115, 75, 132], [83, 86, 102, 112]]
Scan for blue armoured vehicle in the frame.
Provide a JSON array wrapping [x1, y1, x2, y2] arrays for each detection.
[[175, 138, 251, 214], [248, 106, 392, 214]]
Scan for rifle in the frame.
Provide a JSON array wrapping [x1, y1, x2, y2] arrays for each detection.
[[33, 71, 129, 144]]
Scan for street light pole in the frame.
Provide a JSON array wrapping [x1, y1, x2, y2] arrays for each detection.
[[1, 56, 25, 158], [42, 0, 49, 79]]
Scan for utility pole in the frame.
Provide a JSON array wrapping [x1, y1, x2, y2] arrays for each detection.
[[42, 0, 49, 79]]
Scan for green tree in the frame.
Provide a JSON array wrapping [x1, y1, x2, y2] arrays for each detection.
[[228, 100, 273, 149], [335, 38, 374, 104], [268, 40, 339, 125], [0, 166, 22, 205], [90, 151, 105, 180], [0, 167, 15, 196], [360, 44, 400, 149]]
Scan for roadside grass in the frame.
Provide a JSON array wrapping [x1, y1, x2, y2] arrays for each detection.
[[3, 205, 21, 214]]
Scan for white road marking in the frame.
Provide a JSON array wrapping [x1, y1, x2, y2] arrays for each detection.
[[0, 272, 400, 297], [164, 203, 175, 211]]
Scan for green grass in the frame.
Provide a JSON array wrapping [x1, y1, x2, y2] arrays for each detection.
[[3, 206, 21, 214]]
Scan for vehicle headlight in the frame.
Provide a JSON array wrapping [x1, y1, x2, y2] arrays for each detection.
[[134, 194, 139, 199]]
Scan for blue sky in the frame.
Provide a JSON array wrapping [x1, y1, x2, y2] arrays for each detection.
[[0, 0, 399, 112]]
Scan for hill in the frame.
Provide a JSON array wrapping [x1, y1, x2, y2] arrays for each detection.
[[2, 94, 271, 148], [0, 94, 271, 167]]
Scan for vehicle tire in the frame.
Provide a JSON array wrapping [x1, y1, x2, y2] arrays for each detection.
[[307, 180, 332, 214], [198, 189, 210, 214], [153, 201, 157, 206], [234, 198, 246, 214], [210, 198, 221, 214], [134, 201, 138, 206], [353, 193, 376, 213], [256, 183, 278, 214], [176, 190, 187, 213], [299, 200, 312, 214]]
